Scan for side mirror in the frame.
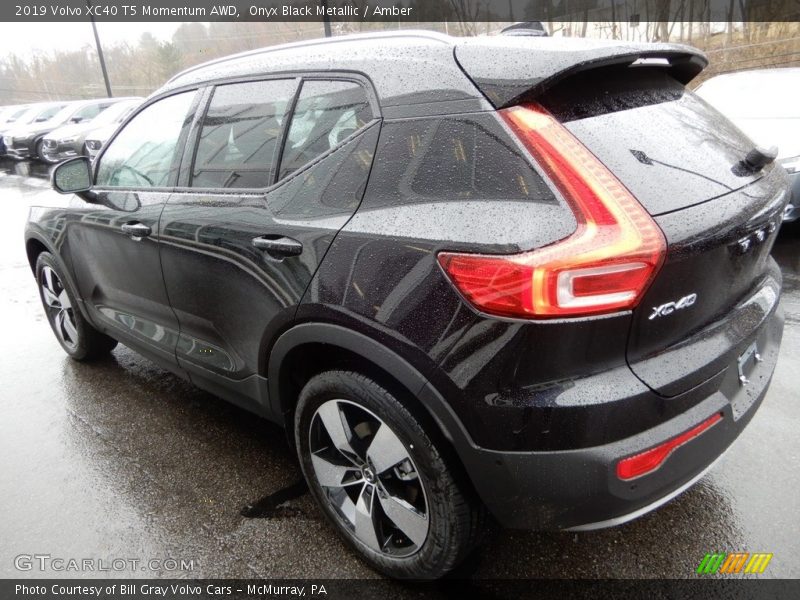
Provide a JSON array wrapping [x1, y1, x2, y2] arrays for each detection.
[[51, 156, 92, 194]]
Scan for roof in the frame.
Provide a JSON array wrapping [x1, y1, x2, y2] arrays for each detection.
[[162, 31, 483, 119], [161, 30, 707, 116]]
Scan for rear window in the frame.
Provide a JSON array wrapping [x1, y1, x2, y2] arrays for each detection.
[[540, 68, 760, 215]]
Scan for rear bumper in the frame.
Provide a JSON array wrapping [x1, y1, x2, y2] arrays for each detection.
[[459, 303, 783, 530]]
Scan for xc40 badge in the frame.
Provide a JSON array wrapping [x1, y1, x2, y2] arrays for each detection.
[[649, 293, 698, 320]]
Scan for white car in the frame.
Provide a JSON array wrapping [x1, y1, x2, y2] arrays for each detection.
[[696, 68, 800, 221]]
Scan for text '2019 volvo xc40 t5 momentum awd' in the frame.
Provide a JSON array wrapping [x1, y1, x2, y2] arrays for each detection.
[[26, 32, 788, 579]]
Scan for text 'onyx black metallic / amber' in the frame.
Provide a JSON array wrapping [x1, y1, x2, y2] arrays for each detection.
[[26, 31, 788, 579]]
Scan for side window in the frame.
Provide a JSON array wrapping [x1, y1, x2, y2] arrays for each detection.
[[191, 79, 296, 189], [95, 91, 195, 189], [363, 114, 554, 207], [279, 80, 373, 180]]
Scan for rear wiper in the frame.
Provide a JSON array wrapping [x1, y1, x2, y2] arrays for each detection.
[[630, 148, 734, 189], [731, 145, 778, 176]]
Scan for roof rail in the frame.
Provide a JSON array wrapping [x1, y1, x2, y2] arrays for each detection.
[[167, 29, 454, 85]]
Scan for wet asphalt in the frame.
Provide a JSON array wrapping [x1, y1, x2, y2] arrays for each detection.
[[0, 158, 798, 581]]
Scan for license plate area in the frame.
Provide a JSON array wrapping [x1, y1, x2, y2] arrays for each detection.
[[732, 341, 762, 419]]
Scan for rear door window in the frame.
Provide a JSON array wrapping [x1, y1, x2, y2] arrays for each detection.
[[191, 79, 297, 189], [278, 80, 373, 180]]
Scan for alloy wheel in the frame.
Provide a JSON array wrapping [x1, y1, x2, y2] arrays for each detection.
[[40, 265, 79, 349], [308, 399, 429, 557]]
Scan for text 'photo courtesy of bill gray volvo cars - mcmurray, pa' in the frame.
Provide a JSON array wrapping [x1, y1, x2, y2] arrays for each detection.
[[25, 31, 788, 579]]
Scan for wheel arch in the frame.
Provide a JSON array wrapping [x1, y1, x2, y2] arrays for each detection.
[[267, 322, 478, 463], [25, 236, 49, 275], [25, 231, 95, 327]]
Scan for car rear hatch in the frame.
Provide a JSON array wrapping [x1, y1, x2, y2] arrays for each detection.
[[456, 37, 788, 397]]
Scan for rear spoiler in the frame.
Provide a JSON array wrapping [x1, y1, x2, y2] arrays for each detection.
[[454, 37, 708, 108]]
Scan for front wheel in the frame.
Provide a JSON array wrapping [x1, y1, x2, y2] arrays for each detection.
[[36, 252, 118, 360], [295, 370, 485, 579]]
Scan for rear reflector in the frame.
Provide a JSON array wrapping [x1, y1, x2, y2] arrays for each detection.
[[616, 413, 723, 481], [438, 103, 666, 319]]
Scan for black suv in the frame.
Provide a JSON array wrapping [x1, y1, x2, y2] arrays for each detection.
[[26, 32, 787, 579]]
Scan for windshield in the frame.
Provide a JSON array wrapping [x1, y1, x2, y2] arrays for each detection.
[[90, 100, 141, 127], [46, 103, 80, 125], [0, 106, 20, 122], [14, 104, 63, 126], [7, 106, 29, 122], [696, 72, 800, 119]]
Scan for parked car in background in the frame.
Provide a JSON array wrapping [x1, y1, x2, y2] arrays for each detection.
[[1, 102, 63, 156], [0, 104, 31, 127], [84, 99, 143, 160], [2, 101, 73, 159], [0, 104, 29, 155], [5, 98, 118, 160], [696, 68, 800, 221], [42, 97, 143, 163], [28, 32, 788, 579]]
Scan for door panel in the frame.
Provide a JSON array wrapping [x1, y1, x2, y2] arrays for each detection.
[[66, 90, 198, 363], [67, 190, 180, 359], [160, 122, 380, 382]]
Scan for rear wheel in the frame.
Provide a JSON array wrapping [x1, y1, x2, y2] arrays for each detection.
[[35, 252, 117, 360], [295, 370, 485, 579]]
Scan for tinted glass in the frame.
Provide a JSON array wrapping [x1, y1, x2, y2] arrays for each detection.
[[96, 91, 195, 188], [279, 80, 373, 180], [364, 113, 552, 207], [541, 68, 759, 215], [271, 123, 380, 218], [191, 79, 296, 189]]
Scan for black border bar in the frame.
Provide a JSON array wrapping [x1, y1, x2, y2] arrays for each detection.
[[2, 0, 800, 23], [3, 579, 800, 600]]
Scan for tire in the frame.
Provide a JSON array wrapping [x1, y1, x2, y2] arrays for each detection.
[[35, 252, 118, 361], [295, 370, 486, 579]]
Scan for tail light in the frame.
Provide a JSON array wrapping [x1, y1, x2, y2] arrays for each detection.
[[437, 103, 666, 319], [616, 413, 723, 480]]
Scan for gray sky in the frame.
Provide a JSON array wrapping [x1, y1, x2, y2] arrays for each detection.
[[0, 22, 180, 58]]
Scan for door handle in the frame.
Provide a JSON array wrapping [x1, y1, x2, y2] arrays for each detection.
[[121, 222, 152, 238], [252, 235, 303, 257]]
